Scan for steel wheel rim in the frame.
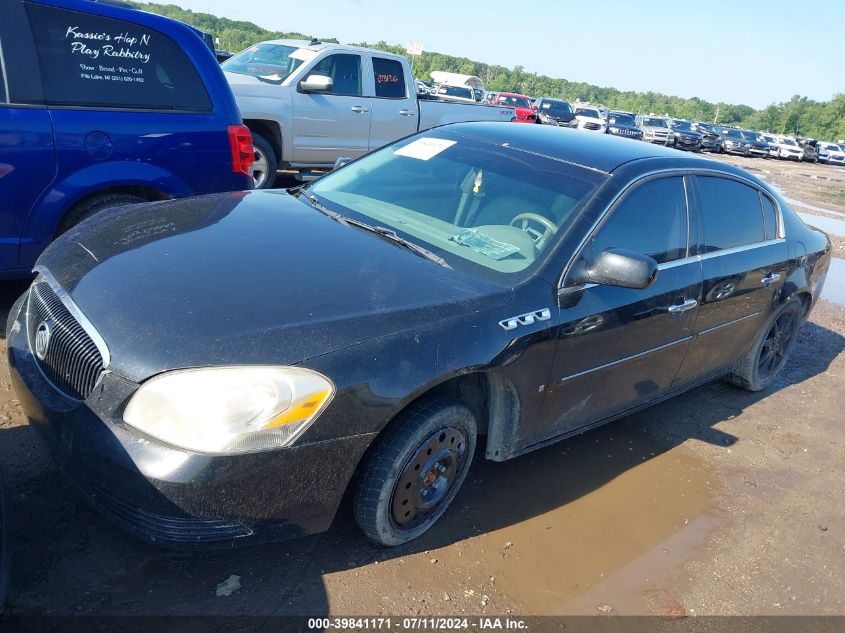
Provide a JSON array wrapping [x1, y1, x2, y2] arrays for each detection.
[[252, 147, 269, 189], [758, 309, 798, 379], [391, 426, 468, 530]]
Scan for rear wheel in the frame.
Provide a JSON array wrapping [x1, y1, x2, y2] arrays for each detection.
[[727, 298, 804, 392], [353, 399, 477, 546], [56, 192, 146, 236], [251, 134, 277, 190]]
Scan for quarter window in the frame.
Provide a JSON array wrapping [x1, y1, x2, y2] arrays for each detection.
[[310, 54, 362, 96], [760, 194, 779, 241], [0, 45, 6, 103], [697, 176, 765, 252], [372, 57, 405, 98], [583, 176, 688, 265], [24, 2, 211, 111]]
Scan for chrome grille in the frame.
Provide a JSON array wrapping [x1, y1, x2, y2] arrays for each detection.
[[27, 281, 104, 400]]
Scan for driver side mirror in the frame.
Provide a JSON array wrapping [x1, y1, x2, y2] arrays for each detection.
[[570, 248, 658, 290], [300, 74, 333, 92]]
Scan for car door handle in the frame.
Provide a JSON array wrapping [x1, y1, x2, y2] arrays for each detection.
[[350, 106, 369, 113], [761, 272, 781, 287], [668, 299, 698, 316], [398, 109, 415, 116]]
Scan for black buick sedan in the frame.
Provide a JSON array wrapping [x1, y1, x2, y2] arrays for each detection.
[[7, 123, 831, 548]]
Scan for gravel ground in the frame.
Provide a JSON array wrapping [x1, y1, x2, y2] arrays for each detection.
[[0, 154, 843, 620]]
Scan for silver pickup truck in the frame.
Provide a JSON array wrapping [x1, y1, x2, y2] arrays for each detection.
[[223, 41, 518, 187]]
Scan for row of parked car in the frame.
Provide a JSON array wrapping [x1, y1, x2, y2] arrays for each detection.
[[519, 97, 845, 165]]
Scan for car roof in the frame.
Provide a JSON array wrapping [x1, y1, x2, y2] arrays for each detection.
[[439, 122, 721, 173], [262, 39, 405, 59]]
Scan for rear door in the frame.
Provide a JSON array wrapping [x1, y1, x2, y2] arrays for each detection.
[[0, 0, 56, 272], [290, 52, 372, 165], [529, 175, 703, 446], [367, 55, 417, 151], [673, 175, 788, 385]]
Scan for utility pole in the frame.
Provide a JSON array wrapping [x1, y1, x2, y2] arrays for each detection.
[[713, 105, 720, 125]]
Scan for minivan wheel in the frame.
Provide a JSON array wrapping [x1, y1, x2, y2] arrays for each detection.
[[251, 134, 277, 190], [56, 192, 146, 237], [353, 399, 477, 546], [727, 298, 804, 392]]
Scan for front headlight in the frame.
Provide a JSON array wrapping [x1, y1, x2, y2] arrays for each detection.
[[123, 366, 335, 454]]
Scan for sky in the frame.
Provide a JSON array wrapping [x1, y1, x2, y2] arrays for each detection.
[[175, 0, 844, 109]]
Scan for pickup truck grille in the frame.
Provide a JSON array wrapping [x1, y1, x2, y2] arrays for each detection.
[[27, 281, 105, 400], [584, 122, 602, 130]]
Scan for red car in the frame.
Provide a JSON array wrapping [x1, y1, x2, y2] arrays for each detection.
[[491, 92, 536, 123]]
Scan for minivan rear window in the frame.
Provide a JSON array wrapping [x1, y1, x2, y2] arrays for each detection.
[[25, 2, 211, 111]]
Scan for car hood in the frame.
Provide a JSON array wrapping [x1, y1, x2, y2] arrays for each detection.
[[37, 191, 509, 383]]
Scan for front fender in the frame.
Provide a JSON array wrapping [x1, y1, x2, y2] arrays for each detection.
[[19, 161, 191, 269]]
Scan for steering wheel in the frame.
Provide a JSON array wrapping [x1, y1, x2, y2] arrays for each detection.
[[510, 213, 557, 250]]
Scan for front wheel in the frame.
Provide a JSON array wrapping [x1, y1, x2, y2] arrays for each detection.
[[353, 399, 477, 546], [727, 298, 804, 392]]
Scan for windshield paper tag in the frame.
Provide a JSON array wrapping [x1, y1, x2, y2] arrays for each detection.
[[394, 138, 456, 161]]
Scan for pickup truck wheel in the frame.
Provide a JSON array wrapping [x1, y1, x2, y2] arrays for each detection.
[[353, 399, 477, 546], [727, 298, 803, 392], [251, 134, 277, 190], [57, 192, 146, 237]]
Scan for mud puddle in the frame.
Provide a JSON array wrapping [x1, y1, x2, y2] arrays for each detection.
[[323, 422, 723, 615], [821, 258, 845, 307]]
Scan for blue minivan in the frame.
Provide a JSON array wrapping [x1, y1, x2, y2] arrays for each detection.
[[0, 0, 254, 278]]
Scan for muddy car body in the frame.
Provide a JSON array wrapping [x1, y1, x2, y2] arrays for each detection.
[[8, 123, 831, 549]]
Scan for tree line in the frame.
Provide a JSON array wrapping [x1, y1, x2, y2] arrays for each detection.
[[130, 2, 845, 141]]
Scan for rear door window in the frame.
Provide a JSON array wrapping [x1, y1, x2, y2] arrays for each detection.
[[372, 57, 405, 99], [697, 176, 765, 252], [584, 176, 689, 265], [24, 2, 211, 111]]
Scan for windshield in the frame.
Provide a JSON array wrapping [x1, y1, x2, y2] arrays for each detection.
[[722, 129, 743, 139], [671, 120, 693, 131], [781, 138, 796, 146], [498, 95, 531, 108], [740, 131, 761, 141], [307, 131, 605, 283], [541, 100, 572, 117], [641, 117, 667, 127], [438, 85, 473, 99], [607, 113, 634, 126], [222, 43, 305, 81], [762, 135, 775, 143], [822, 143, 842, 151], [696, 123, 715, 133], [576, 108, 599, 119]]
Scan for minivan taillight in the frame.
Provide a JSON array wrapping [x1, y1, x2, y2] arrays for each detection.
[[227, 124, 254, 179]]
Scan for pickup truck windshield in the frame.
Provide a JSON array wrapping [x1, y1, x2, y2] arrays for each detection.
[[308, 131, 605, 283], [498, 96, 531, 108], [641, 118, 667, 127], [222, 43, 305, 81], [671, 120, 693, 131]]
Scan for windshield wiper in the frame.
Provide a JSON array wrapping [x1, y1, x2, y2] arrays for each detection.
[[299, 192, 451, 268]]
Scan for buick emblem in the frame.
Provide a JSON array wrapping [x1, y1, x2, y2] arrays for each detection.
[[34, 320, 54, 361]]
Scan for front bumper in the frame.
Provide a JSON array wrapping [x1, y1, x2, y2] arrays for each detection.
[[7, 294, 374, 549]]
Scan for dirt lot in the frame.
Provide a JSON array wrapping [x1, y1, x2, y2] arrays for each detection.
[[0, 152, 843, 620]]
